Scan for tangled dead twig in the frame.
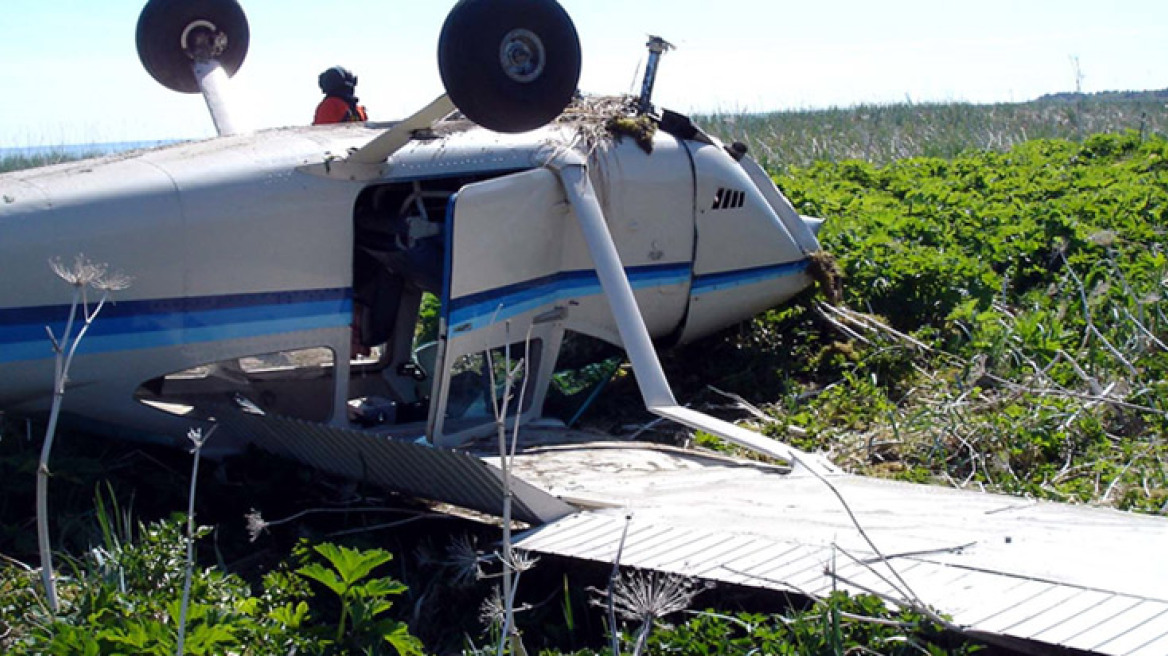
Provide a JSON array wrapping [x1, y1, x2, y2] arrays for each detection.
[[706, 385, 808, 437], [816, 303, 933, 353], [557, 95, 657, 156]]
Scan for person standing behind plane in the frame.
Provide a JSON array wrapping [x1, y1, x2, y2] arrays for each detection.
[[313, 66, 368, 124], [315, 66, 370, 354]]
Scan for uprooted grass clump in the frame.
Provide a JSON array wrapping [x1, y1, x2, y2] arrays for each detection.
[[605, 115, 657, 155], [807, 249, 843, 305]]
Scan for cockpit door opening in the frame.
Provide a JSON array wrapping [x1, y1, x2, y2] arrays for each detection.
[[428, 168, 573, 446]]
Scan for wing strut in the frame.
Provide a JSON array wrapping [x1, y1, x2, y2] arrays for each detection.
[[550, 158, 836, 475], [303, 95, 457, 181], [349, 94, 456, 165]]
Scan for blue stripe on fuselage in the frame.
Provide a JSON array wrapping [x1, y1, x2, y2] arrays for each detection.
[[447, 264, 691, 333], [447, 259, 809, 333], [0, 259, 810, 363], [691, 260, 809, 295], [0, 289, 351, 364]]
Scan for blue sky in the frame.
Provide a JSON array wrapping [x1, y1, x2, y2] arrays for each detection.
[[2, 0, 1166, 146]]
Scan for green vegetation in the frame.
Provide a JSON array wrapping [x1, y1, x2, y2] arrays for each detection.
[[0, 510, 422, 655], [672, 130, 1167, 513], [551, 591, 975, 656], [0, 150, 102, 174], [5, 98, 1168, 653], [644, 593, 976, 656], [296, 542, 421, 655]]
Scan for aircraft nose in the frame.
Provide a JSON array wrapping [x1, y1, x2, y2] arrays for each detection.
[[802, 215, 826, 237]]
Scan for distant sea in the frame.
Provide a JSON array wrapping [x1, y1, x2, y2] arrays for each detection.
[[0, 140, 182, 158]]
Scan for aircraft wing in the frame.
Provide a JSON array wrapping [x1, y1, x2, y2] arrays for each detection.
[[223, 411, 575, 525], [512, 444, 1168, 656]]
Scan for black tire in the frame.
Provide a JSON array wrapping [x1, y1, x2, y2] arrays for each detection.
[[136, 0, 249, 94], [438, 0, 581, 133]]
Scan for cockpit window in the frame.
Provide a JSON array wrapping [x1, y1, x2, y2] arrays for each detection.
[[442, 339, 543, 431]]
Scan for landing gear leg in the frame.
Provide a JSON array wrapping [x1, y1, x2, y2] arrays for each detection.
[[549, 157, 835, 475]]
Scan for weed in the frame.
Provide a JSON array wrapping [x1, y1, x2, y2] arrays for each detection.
[[728, 133, 1168, 510], [2, 515, 424, 655], [176, 426, 216, 656], [647, 592, 979, 655], [607, 570, 700, 656], [37, 255, 131, 613], [295, 541, 423, 655]]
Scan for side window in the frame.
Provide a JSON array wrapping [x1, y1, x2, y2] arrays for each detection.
[[136, 347, 336, 422], [238, 347, 333, 373], [544, 331, 623, 427], [443, 339, 542, 431]]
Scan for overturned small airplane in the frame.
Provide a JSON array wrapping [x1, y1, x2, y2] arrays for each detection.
[[1, 0, 823, 458], [1, 2, 1165, 654]]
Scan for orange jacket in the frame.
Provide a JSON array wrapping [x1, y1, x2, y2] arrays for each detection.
[[313, 97, 368, 125]]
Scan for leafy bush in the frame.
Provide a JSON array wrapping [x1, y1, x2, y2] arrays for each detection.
[[648, 593, 978, 656], [0, 515, 421, 656], [296, 542, 422, 656], [714, 132, 1168, 511], [545, 591, 978, 656]]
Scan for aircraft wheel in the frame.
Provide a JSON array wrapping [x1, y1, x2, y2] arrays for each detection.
[[439, 0, 581, 133], [136, 0, 249, 93]]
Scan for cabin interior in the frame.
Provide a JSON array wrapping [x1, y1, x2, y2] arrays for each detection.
[[134, 172, 611, 444]]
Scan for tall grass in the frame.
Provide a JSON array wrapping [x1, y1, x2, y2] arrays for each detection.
[[0, 151, 102, 174], [700, 96, 1168, 170], [2, 140, 179, 174]]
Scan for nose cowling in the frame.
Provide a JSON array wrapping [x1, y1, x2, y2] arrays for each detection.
[[677, 141, 818, 344], [802, 215, 826, 237]]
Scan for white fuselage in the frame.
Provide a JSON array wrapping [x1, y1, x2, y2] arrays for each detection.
[[0, 117, 821, 451]]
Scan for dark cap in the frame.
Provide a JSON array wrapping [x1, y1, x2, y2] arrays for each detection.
[[318, 66, 358, 96]]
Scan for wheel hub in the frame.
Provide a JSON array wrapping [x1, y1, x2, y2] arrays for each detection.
[[499, 29, 545, 83], [181, 20, 228, 61]]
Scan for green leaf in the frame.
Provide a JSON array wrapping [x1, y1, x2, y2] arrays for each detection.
[[235, 596, 260, 616], [269, 600, 310, 628], [296, 562, 346, 597], [312, 542, 394, 586], [383, 621, 426, 656], [184, 622, 239, 655], [359, 576, 408, 599]]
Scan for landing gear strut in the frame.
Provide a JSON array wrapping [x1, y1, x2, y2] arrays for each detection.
[[136, 0, 249, 94], [136, 0, 249, 136]]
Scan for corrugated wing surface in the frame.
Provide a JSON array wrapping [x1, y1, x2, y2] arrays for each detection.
[[224, 412, 574, 525], [510, 444, 1168, 655]]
